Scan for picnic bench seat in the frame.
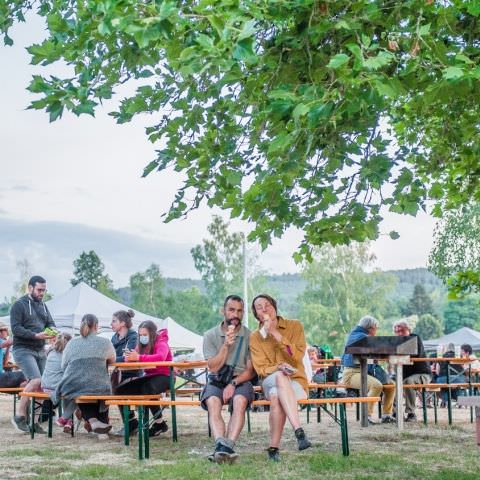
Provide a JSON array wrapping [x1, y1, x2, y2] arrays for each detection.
[[0, 387, 23, 416], [105, 396, 381, 459]]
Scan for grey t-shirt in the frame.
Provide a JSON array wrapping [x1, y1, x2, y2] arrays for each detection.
[[203, 323, 251, 375]]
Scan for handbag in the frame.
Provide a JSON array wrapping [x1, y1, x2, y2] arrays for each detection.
[[207, 336, 244, 389]]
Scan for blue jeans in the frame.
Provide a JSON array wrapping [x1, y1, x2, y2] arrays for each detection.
[[436, 375, 466, 402]]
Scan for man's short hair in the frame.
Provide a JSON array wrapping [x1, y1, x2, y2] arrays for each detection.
[[358, 315, 379, 331], [28, 276, 46, 287], [461, 344, 473, 355], [223, 295, 244, 309]]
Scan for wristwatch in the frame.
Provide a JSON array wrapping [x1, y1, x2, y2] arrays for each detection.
[[230, 379, 237, 387]]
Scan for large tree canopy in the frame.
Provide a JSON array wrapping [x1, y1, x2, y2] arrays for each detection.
[[2, 1, 480, 258]]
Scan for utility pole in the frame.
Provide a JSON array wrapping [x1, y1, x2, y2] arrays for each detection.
[[242, 234, 248, 328]]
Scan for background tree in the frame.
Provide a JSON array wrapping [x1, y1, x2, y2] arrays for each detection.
[[3, 3, 480, 259], [405, 284, 435, 318], [71, 250, 116, 298], [429, 203, 480, 297], [414, 314, 443, 341], [443, 296, 480, 334], [129, 264, 165, 318], [12, 258, 33, 299], [298, 243, 396, 353]]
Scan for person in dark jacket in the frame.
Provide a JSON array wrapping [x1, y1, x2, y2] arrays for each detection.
[[435, 342, 465, 405], [341, 316, 395, 424], [110, 308, 138, 436], [10, 275, 57, 434], [393, 321, 431, 422]]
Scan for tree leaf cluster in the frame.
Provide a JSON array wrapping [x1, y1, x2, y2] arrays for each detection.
[[3, 2, 480, 257]]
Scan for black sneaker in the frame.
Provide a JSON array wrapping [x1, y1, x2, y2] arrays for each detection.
[[213, 444, 239, 464], [267, 447, 280, 462], [405, 413, 417, 423], [149, 420, 168, 437], [294, 428, 312, 451], [381, 415, 396, 424]]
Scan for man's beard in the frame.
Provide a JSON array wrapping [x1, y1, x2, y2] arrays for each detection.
[[225, 317, 241, 326]]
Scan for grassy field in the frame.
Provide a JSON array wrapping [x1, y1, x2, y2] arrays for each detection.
[[1, 394, 479, 480]]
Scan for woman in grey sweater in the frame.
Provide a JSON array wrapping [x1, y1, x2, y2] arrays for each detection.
[[56, 314, 116, 434]]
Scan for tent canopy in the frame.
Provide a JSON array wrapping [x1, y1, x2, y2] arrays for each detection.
[[424, 327, 480, 351], [0, 282, 203, 354]]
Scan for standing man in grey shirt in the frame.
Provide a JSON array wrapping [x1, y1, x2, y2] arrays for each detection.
[[10, 275, 57, 433], [201, 295, 255, 464]]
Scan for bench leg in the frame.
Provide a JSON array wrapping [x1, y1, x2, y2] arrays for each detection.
[[421, 389, 427, 425], [433, 392, 438, 424], [169, 367, 178, 442], [447, 388, 452, 425], [247, 409, 251, 433], [13, 394, 17, 417], [339, 403, 349, 456], [476, 406, 480, 446], [144, 407, 150, 459], [138, 406, 144, 461], [30, 399, 35, 440], [123, 406, 130, 446], [48, 401, 53, 438]]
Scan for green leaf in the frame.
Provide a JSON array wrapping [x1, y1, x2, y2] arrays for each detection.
[[238, 20, 256, 41], [292, 103, 309, 121], [232, 38, 257, 64], [389, 231, 400, 240], [268, 133, 292, 154], [327, 53, 349, 69], [4, 34, 13, 46], [443, 66, 464, 80], [419, 24, 430, 36]]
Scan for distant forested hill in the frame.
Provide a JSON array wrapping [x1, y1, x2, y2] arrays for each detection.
[[116, 268, 444, 316]]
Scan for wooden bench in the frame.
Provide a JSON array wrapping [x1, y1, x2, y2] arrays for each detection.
[[0, 387, 23, 416], [19, 392, 167, 439], [105, 396, 381, 460]]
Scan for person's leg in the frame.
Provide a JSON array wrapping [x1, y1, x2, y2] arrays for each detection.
[[205, 396, 226, 440], [274, 373, 302, 429], [140, 375, 170, 421], [342, 370, 381, 417], [382, 383, 395, 416], [268, 394, 287, 449], [79, 403, 111, 433], [403, 374, 429, 415], [226, 394, 247, 442], [17, 378, 42, 417]]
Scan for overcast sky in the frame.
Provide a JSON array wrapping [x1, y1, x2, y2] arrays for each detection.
[[0, 14, 437, 299]]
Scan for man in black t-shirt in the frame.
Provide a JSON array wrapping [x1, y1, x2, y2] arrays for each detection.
[[393, 321, 431, 422]]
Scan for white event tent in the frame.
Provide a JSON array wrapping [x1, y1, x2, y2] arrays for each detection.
[[424, 327, 480, 351], [0, 282, 203, 354]]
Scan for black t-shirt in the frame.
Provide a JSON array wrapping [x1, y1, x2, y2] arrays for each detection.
[[439, 351, 463, 377], [403, 334, 431, 378]]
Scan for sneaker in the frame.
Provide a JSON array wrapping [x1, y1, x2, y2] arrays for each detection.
[[149, 420, 168, 437], [294, 428, 312, 450], [97, 433, 109, 440], [213, 444, 239, 464], [83, 420, 92, 433], [89, 419, 112, 434], [114, 418, 139, 437], [381, 415, 396, 424], [11, 415, 29, 434], [367, 416, 378, 425], [55, 417, 68, 427], [267, 447, 280, 462], [405, 413, 417, 423], [63, 420, 73, 434], [34, 423, 47, 434]]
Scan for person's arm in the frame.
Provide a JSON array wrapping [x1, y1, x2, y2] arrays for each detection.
[[204, 330, 235, 372], [10, 303, 37, 340], [138, 339, 170, 362], [275, 320, 307, 365], [106, 342, 116, 365]]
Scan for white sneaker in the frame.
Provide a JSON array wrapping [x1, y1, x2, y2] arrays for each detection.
[[97, 433, 109, 440], [89, 419, 112, 434]]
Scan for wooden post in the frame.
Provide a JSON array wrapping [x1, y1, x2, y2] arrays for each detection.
[[359, 357, 368, 427], [389, 355, 411, 431]]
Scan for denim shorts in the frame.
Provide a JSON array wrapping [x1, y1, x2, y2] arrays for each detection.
[[261, 371, 307, 400], [12, 346, 47, 380]]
